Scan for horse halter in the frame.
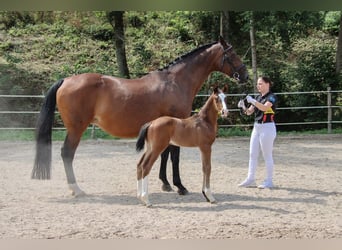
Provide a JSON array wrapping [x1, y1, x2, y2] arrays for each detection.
[[221, 45, 246, 81]]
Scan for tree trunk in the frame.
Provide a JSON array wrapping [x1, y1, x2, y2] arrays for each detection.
[[220, 11, 230, 42], [107, 11, 130, 79], [249, 11, 258, 91], [336, 12, 342, 75]]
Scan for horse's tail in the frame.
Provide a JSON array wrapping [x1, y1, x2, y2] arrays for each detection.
[[136, 123, 151, 152], [32, 79, 64, 180]]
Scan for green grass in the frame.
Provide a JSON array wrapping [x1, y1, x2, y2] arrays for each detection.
[[277, 127, 342, 136], [218, 127, 342, 137], [0, 127, 119, 141], [1, 127, 341, 141], [217, 127, 252, 137]]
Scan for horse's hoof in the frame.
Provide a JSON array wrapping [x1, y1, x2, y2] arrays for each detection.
[[69, 184, 85, 197], [72, 190, 86, 197], [178, 188, 189, 195], [161, 184, 173, 192]]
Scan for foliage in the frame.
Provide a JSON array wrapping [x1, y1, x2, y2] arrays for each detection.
[[323, 11, 341, 36], [0, 11, 341, 132], [281, 32, 340, 129]]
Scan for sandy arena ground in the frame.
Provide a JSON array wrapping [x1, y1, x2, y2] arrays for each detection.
[[0, 134, 341, 239]]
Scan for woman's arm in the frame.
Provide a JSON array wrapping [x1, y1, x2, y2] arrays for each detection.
[[246, 95, 273, 112], [253, 101, 273, 112]]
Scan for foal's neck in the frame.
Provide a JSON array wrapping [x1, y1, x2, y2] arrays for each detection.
[[199, 96, 218, 124]]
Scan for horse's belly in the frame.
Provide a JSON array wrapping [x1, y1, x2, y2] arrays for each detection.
[[93, 118, 142, 138]]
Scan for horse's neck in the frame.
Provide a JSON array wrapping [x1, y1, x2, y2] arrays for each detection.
[[168, 44, 221, 98]]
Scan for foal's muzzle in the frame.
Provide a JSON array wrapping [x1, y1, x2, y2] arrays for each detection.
[[221, 109, 229, 118]]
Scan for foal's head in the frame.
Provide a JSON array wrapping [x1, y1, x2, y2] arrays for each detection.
[[212, 86, 229, 118]]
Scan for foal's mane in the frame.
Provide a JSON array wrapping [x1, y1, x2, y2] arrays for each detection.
[[158, 41, 217, 71], [198, 93, 218, 117]]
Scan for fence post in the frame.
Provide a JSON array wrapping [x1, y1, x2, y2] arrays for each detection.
[[327, 86, 332, 134], [91, 124, 96, 139]]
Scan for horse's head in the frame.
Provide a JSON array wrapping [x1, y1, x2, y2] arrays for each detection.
[[218, 36, 249, 84], [213, 85, 229, 118]]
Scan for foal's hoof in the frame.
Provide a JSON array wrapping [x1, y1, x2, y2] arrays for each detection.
[[140, 195, 152, 207], [161, 184, 173, 192], [202, 190, 216, 203], [177, 187, 189, 195]]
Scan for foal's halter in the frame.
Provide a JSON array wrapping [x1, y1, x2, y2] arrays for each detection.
[[221, 45, 246, 81]]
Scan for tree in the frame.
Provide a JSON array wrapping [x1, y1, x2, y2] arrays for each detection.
[[220, 11, 229, 42], [336, 12, 342, 74], [249, 11, 257, 91], [107, 11, 130, 78]]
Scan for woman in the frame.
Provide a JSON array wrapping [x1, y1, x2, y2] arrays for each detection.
[[237, 76, 277, 189]]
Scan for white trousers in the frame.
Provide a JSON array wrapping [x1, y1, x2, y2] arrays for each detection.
[[247, 122, 276, 183]]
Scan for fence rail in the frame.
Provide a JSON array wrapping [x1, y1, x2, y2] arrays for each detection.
[[1, 88, 341, 133]]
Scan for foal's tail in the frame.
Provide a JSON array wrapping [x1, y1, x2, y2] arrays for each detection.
[[32, 79, 64, 180], [136, 123, 151, 152]]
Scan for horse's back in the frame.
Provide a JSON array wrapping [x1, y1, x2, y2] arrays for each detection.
[[56, 73, 166, 137]]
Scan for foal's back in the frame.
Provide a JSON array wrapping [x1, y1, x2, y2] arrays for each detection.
[[148, 94, 219, 148]]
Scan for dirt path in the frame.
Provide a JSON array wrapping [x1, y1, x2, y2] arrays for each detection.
[[0, 134, 341, 239]]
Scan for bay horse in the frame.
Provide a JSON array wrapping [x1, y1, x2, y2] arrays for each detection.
[[32, 36, 248, 197], [136, 86, 228, 207]]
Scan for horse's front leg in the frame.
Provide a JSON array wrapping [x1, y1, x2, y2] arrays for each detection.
[[159, 146, 173, 192], [170, 145, 189, 195], [200, 146, 216, 203]]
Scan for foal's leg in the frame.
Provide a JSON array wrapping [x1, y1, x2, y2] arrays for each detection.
[[200, 145, 216, 203], [61, 131, 85, 197], [137, 151, 160, 207], [159, 146, 173, 192], [136, 153, 145, 199], [170, 145, 189, 195]]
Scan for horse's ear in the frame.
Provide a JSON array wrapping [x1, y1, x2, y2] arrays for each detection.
[[222, 84, 229, 93], [219, 35, 228, 48], [210, 83, 219, 94]]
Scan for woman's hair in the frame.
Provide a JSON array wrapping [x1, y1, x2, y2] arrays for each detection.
[[259, 76, 273, 87]]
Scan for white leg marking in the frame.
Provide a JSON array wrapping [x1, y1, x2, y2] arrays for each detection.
[[137, 179, 142, 198], [140, 176, 152, 207]]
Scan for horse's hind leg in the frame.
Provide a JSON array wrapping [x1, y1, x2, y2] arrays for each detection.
[[170, 145, 188, 195], [138, 142, 167, 207], [61, 131, 85, 197], [137, 150, 160, 207]]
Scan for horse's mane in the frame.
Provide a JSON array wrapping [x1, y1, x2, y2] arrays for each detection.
[[158, 41, 217, 71]]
